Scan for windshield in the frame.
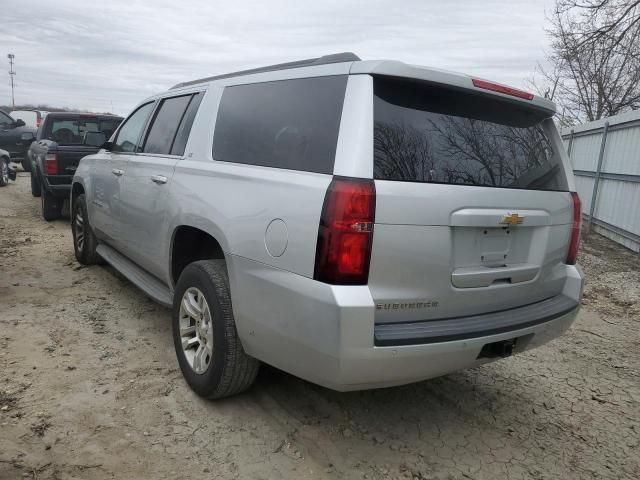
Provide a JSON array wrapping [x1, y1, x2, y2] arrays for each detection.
[[373, 77, 568, 192], [46, 117, 122, 145]]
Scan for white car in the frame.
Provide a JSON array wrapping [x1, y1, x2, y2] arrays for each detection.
[[71, 53, 584, 399], [9, 109, 47, 129]]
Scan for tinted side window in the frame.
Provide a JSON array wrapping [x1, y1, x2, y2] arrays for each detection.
[[143, 95, 192, 155], [113, 102, 155, 153], [212, 76, 347, 174], [171, 92, 203, 156]]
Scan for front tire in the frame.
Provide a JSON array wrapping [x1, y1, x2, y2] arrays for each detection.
[[41, 188, 62, 221], [72, 194, 101, 265], [173, 260, 259, 399], [21, 157, 31, 172], [30, 170, 41, 197]]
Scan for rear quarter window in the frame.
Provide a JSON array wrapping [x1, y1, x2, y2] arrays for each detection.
[[373, 77, 568, 192], [212, 76, 348, 174]]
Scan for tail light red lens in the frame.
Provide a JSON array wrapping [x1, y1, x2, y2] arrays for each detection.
[[566, 192, 582, 265], [472, 78, 534, 100], [314, 177, 376, 285], [36, 117, 42, 128], [44, 153, 58, 175]]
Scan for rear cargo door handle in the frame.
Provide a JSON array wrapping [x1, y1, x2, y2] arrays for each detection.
[[451, 263, 539, 288], [150, 175, 167, 185], [111, 168, 124, 177]]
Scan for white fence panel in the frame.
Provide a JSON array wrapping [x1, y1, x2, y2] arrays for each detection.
[[562, 109, 640, 253]]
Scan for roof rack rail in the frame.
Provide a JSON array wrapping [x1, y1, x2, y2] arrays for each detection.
[[170, 52, 360, 89]]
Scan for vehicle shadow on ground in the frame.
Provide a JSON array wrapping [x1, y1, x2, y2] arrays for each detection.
[[191, 360, 566, 478], [213, 360, 556, 462], [253, 362, 524, 425]]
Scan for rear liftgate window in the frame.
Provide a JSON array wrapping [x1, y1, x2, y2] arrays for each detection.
[[373, 77, 568, 191], [212, 76, 348, 174]]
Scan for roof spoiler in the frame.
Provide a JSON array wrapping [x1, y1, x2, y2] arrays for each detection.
[[170, 52, 360, 89]]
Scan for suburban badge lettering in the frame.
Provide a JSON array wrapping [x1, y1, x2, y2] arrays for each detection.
[[376, 301, 439, 310]]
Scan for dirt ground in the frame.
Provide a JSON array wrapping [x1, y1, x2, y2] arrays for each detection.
[[1, 172, 638, 480]]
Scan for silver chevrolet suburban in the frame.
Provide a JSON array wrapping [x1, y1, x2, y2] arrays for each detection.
[[71, 53, 584, 399]]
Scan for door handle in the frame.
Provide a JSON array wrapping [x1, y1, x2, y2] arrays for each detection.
[[150, 175, 168, 184], [112, 168, 124, 177]]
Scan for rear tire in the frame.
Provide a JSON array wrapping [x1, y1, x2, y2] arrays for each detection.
[[72, 194, 101, 265], [173, 260, 259, 399], [0, 158, 8, 187], [41, 188, 62, 221], [21, 158, 31, 172], [30, 170, 41, 197]]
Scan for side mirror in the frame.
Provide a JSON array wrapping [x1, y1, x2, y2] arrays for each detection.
[[14, 119, 26, 128], [100, 140, 114, 151]]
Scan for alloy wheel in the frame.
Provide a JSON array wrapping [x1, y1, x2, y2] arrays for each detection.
[[74, 208, 84, 252], [178, 287, 214, 374]]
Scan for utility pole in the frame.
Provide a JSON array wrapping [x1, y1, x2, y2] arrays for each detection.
[[7, 53, 16, 109]]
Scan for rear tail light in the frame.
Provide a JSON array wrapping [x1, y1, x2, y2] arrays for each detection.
[[472, 78, 534, 100], [36, 117, 42, 128], [44, 153, 58, 175], [566, 192, 581, 265], [314, 177, 376, 285]]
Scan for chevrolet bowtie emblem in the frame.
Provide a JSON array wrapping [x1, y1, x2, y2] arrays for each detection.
[[500, 213, 524, 225]]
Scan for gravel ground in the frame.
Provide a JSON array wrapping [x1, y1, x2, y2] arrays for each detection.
[[1, 172, 638, 480]]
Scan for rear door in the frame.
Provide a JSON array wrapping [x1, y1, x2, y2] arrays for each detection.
[[368, 77, 573, 324], [120, 92, 203, 280]]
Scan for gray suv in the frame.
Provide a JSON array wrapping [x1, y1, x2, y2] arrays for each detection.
[[71, 53, 584, 399]]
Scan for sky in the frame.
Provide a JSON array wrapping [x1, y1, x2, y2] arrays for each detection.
[[0, 0, 554, 116]]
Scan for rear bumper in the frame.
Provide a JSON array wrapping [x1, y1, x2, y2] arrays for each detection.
[[229, 257, 584, 392], [43, 175, 72, 197], [374, 294, 578, 346], [321, 305, 579, 391]]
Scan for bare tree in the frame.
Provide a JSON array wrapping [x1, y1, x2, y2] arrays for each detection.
[[531, 0, 640, 125], [557, 0, 640, 46]]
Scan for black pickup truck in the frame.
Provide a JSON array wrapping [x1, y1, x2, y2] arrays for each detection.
[[0, 109, 37, 168], [29, 112, 123, 220]]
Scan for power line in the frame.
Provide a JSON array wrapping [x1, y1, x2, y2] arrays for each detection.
[[7, 53, 15, 109]]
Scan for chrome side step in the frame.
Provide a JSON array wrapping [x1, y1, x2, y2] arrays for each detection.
[[96, 244, 173, 308]]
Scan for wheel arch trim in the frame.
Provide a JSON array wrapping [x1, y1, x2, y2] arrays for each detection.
[[167, 220, 231, 288]]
